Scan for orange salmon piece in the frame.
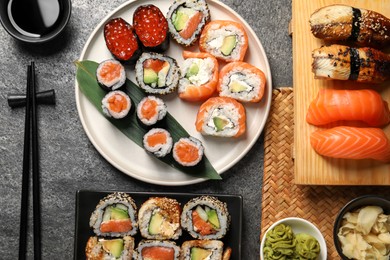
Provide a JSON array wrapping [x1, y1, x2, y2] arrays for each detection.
[[179, 11, 203, 40], [146, 132, 168, 147], [143, 59, 168, 72], [192, 210, 216, 236], [108, 94, 128, 113], [174, 141, 200, 163], [142, 246, 175, 260], [100, 219, 132, 233], [140, 99, 158, 120], [98, 61, 122, 82]]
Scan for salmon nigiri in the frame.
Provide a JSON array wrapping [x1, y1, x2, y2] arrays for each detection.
[[178, 51, 219, 102], [306, 89, 390, 127], [310, 126, 390, 162]]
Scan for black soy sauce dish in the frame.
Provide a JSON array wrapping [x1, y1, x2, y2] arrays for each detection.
[[0, 0, 71, 44]]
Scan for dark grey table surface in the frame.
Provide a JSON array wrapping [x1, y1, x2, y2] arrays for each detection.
[[0, 0, 292, 259]]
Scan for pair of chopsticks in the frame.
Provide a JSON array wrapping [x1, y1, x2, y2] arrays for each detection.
[[19, 62, 41, 260]]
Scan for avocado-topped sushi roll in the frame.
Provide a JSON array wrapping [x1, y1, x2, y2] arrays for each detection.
[[138, 197, 182, 240], [135, 52, 180, 94], [135, 240, 180, 260], [181, 196, 230, 240], [172, 137, 204, 167], [89, 192, 138, 237], [143, 128, 173, 158], [195, 97, 246, 138], [218, 61, 266, 103], [180, 240, 232, 260], [199, 20, 248, 62], [133, 4, 170, 52], [179, 51, 219, 102], [101, 90, 132, 119], [85, 236, 135, 260], [104, 18, 141, 64], [167, 0, 210, 46], [96, 59, 126, 91], [137, 96, 167, 126]]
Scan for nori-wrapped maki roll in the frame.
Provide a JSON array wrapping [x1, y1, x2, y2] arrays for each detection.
[[104, 18, 142, 64], [135, 240, 180, 260], [133, 4, 170, 52], [96, 59, 126, 91], [167, 0, 210, 46], [143, 128, 173, 158], [136, 96, 167, 126], [101, 90, 132, 119]]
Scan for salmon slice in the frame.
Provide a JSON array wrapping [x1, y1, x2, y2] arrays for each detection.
[[140, 99, 158, 120], [310, 126, 390, 162], [146, 132, 168, 147], [174, 141, 200, 163], [98, 61, 122, 82], [142, 246, 175, 260], [143, 59, 168, 73], [307, 89, 390, 127], [179, 11, 203, 40], [192, 210, 216, 236], [108, 93, 129, 113], [100, 219, 132, 233]]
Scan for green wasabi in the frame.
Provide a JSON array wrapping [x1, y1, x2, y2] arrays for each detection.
[[293, 233, 321, 260]]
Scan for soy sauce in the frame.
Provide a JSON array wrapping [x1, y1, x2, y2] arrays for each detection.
[[7, 0, 62, 38]]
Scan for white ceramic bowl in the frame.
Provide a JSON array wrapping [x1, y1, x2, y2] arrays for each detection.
[[260, 217, 327, 260]]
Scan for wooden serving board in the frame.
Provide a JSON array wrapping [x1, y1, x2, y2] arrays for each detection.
[[292, 0, 390, 185]]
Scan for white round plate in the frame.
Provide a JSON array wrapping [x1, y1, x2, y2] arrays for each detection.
[[75, 0, 272, 186], [260, 217, 327, 260]]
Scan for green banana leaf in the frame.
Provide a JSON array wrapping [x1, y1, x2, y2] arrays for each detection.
[[75, 60, 221, 180]]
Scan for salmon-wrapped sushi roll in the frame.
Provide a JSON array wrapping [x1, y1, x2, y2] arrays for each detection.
[[179, 51, 219, 102], [199, 20, 248, 62], [196, 97, 246, 138], [218, 61, 266, 103]]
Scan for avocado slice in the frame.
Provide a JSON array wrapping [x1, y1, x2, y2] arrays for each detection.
[[213, 117, 230, 132], [102, 239, 124, 258], [221, 35, 237, 56], [207, 209, 220, 229], [191, 247, 212, 260], [110, 207, 129, 220], [173, 10, 189, 31], [229, 80, 248, 93], [185, 63, 199, 78], [148, 212, 164, 235], [143, 68, 158, 84]]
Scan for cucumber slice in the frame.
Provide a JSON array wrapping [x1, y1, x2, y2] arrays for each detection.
[[195, 206, 208, 221]]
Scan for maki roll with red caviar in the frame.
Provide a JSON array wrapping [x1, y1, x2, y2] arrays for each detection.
[[102, 90, 131, 119], [133, 4, 170, 52], [137, 96, 167, 126], [138, 197, 182, 240], [167, 0, 210, 46], [181, 196, 230, 240], [96, 59, 126, 91], [89, 192, 138, 237], [104, 18, 141, 64], [143, 128, 173, 158], [135, 52, 180, 94], [172, 137, 204, 167], [135, 240, 180, 260], [85, 236, 135, 259]]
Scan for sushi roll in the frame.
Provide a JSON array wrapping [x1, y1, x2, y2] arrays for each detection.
[[143, 128, 173, 158], [135, 52, 180, 95], [172, 137, 204, 167], [218, 61, 266, 103], [133, 4, 170, 52], [199, 20, 248, 62], [135, 240, 180, 260], [181, 196, 230, 240], [104, 18, 141, 64], [101, 90, 132, 119], [96, 59, 126, 91], [138, 197, 182, 240], [85, 236, 135, 260], [180, 240, 231, 260], [179, 51, 219, 102], [137, 96, 167, 126], [195, 97, 246, 138], [89, 192, 138, 237], [167, 0, 210, 46]]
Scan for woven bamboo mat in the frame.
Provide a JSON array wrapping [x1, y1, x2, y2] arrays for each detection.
[[260, 87, 390, 259]]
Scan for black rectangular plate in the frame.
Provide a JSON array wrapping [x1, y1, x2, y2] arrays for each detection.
[[74, 190, 242, 260]]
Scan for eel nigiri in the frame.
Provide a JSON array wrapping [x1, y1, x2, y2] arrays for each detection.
[[309, 4, 390, 48], [306, 89, 390, 127], [310, 126, 390, 163], [312, 44, 390, 83], [178, 51, 218, 102]]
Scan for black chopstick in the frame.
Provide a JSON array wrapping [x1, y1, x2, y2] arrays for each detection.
[[19, 64, 32, 260], [31, 61, 42, 260]]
